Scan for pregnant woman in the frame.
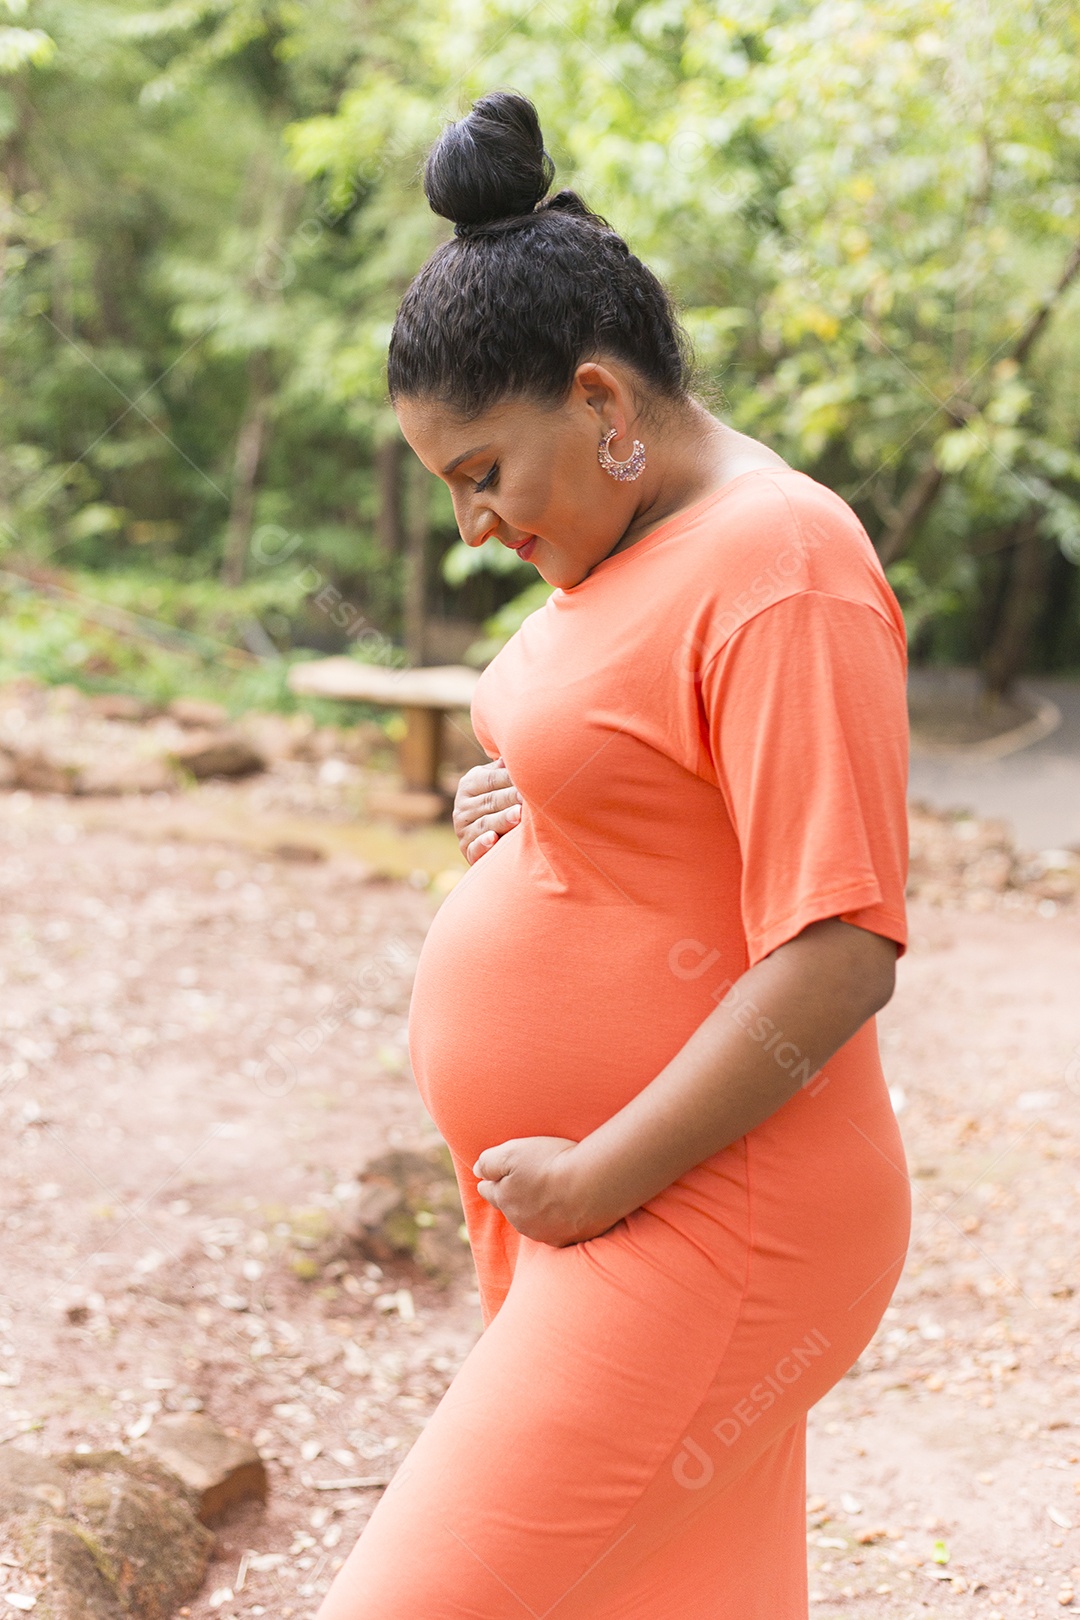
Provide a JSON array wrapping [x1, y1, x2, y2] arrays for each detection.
[[318, 92, 911, 1619]]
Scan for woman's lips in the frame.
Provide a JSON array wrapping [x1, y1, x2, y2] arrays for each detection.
[[513, 536, 537, 562]]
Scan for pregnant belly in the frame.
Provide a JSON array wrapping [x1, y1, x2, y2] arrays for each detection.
[[407, 836, 744, 1165]]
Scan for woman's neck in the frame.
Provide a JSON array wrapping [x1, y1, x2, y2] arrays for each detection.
[[607, 406, 787, 558]]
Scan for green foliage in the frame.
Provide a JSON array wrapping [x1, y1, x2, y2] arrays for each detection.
[[0, 0, 1078, 692], [885, 558, 970, 654], [441, 537, 533, 585], [465, 579, 555, 668], [0, 571, 397, 721]]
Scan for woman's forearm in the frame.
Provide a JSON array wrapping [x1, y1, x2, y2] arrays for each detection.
[[565, 918, 898, 1234]]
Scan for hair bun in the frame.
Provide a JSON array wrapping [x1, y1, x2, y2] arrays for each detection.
[[424, 91, 554, 231]]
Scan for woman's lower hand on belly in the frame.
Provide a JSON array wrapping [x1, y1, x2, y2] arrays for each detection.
[[471, 921, 899, 1250], [472, 1136, 619, 1247]]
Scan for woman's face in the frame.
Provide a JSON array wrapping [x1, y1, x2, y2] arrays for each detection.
[[394, 362, 646, 589]]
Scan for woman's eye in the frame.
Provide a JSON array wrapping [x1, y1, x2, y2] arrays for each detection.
[[473, 463, 499, 494]]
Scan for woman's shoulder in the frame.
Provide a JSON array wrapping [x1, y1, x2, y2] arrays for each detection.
[[673, 467, 905, 648], [683, 465, 879, 578]]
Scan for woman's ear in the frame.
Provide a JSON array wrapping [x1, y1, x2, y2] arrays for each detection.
[[572, 361, 624, 437]]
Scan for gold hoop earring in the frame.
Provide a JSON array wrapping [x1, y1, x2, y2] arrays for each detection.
[[598, 427, 646, 482]]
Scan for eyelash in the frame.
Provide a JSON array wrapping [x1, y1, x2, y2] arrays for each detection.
[[473, 463, 499, 494]]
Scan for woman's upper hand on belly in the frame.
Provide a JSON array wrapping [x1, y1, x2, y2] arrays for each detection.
[[473, 1135, 619, 1247], [453, 757, 522, 865]]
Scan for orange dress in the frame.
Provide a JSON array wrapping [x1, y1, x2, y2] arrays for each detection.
[[318, 468, 912, 1619]]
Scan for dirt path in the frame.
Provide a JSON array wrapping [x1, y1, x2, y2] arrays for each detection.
[[1, 789, 1078, 1619]]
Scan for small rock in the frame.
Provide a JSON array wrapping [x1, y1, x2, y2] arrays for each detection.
[[84, 694, 156, 722], [0, 1449, 69, 1518], [236, 711, 332, 763], [139, 1412, 267, 1523], [0, 1448, 212, 1620], [170, 731, 265, 781], [374, 1288, 415, 1321], [65, 1457, 213, 1617], [348, 1143, 467, 1278], [5, 748, 80, 794], [76, 755, 176, 796], [167, 698, 229, 728], [44, 1520, 124, 1619]]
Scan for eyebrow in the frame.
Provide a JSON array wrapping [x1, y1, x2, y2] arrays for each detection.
[[441, 443, 492, 476]]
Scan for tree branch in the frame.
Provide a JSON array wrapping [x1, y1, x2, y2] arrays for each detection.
[[876, 462, 945, 567], [875, 234, 1080, 565], [1011, 238, 1080, 369]]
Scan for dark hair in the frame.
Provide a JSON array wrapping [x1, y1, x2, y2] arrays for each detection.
[[387, 91, 693, 419]]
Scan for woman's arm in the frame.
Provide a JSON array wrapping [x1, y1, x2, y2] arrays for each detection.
[[473, 917, 898, 1247]]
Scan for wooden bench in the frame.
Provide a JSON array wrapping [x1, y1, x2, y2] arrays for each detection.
[[287, 658, 480, 793]]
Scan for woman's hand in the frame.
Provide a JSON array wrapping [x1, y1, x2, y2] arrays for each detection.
[[453, 758, 522, 865], [473, 1135, 618, 1247]]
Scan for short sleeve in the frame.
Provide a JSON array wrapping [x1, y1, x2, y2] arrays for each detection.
[[701, 591, 909, 966]]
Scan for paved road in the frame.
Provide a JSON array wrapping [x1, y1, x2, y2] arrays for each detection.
[[908, 672, 1080, 853]]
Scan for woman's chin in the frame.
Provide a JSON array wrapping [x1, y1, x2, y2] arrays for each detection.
[[537, 556, 590, 590]]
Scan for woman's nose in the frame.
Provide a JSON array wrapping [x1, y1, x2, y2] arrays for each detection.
[[462, 506, 498, 548]]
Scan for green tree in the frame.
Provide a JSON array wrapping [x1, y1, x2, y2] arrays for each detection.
[[2, 0, 1079, 695]]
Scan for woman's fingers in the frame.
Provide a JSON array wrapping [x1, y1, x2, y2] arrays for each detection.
[[462, 803, 521, 864], [464, 828, 498, 866], [453, 758, 523, 861]]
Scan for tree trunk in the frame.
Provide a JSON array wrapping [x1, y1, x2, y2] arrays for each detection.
[[980, 515, 1050, 699], [375, 435, 405, 556], [877, 463, 945, 566], [220, 352, 271, 587], [219, 170, 302, 587], [403, 455, 430, 666]]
